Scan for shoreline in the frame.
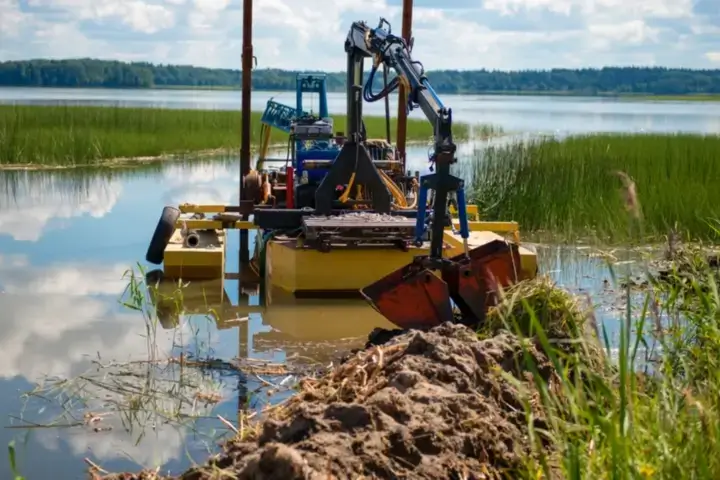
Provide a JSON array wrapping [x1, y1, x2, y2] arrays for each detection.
[[0, 147, 238, 171], [1, 85, 719, 101], [0, 139, 438, 171]]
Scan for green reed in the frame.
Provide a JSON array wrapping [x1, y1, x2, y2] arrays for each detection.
[[470, 133, 720, 242], [0, 104, 475, 166]]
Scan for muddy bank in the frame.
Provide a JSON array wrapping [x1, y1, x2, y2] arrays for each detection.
[[96, 278, 601, 480]]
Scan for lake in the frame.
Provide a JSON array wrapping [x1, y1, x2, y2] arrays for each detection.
[[0, 86, 683, 478], [1, 86, 719, 135]]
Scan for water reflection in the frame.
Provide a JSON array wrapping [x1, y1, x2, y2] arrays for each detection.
[[0, 156, 661, 478], [0, 254, 202, 474], [0, 171, 122, 242]]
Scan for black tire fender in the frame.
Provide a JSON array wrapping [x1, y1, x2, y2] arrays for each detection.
[[146, 206, 181, 265]]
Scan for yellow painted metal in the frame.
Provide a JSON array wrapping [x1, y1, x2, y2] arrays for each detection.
[[175, 219, 257, 230], [265, 238, 428, 292], [442, 231, 537, 281], [264, 230, 537, 293], [167, 202, 531, 288], [181, 203, 479, 217], [173, 217, 515, 235], [458, 221, 521, 243], [178, 203, 229, 213], [449, 203, 479, 221], [460, 221, 518, 233], [163, 228, 225, 279]]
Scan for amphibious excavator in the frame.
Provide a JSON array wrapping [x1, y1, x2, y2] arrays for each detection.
[[145, 18, 537, 331], [334, 18, 530, 328]]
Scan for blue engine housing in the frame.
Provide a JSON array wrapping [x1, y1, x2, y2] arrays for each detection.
[[260, 73, 341, 184]]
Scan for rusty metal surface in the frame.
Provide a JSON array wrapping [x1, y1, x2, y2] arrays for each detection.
[[239, 0, 253, 264], [240, 0, 253, 179], [395, 0, 414, 163]]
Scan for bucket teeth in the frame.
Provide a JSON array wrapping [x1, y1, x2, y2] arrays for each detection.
[[361, 262, 454, 330]]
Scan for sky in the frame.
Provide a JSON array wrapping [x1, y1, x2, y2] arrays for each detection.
[[0, 0, 719, 71]]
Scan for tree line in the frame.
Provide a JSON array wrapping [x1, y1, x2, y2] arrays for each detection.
[[1, 58, 719, 95]]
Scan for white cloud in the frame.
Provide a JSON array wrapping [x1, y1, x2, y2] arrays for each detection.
[[587, 20, 661, 49], [27, 0, 176, 34], [0, 173, 121, 242], [483, 0, 693, 19], [0, 0, 24, 37], [0, 257, 157, 380], [707, 52, 720, 63], [0, 255, 234, 467], [0, 0, 718, 69], [161, 161, 239, 204]]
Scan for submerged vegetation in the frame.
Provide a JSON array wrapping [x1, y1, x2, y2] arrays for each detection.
[[472, 133, 720, 242], [0, 105, 475, 167]]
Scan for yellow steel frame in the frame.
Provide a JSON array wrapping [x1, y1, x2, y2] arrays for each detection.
[[449, 203, 479, 221], [176, 203, 519, 241]]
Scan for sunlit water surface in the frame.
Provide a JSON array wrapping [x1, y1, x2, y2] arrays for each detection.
[[0, 85, 704, 477]]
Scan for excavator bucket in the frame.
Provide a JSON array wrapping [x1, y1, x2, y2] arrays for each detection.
[[444, 239, 522, 324], [361, 239, 522, 330], [360, 261, 455, 330]]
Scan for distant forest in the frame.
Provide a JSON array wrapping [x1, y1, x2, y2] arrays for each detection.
[[1, 58, 720, 95]]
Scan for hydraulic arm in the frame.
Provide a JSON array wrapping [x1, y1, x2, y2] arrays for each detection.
[[357, 18, 522, 329], [359, 18, 461, 261]]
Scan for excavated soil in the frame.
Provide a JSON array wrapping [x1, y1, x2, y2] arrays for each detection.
[[96, 277, 602, 480], [99, 323, 586, 479]]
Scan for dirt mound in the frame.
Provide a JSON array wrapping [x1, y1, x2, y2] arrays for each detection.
[[97, 278, 600, 480]]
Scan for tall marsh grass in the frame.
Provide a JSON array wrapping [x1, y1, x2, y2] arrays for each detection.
[[0, 105, 474, 166], [505, 269, 720, 478], [471, 133, 720, 242], [489, 170, 720, 478]]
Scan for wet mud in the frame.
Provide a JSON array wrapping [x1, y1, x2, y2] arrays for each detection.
[[96, 278, 600, 480]]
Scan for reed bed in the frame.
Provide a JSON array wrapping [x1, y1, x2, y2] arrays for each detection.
[[0, 105, 474, 166], [471, 133, 720, 242]]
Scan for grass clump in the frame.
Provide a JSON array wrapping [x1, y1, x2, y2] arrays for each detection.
[[491, 171, 720, 478], [519, 254, 720, 479], [483, 276, 606, 375], [471, 133, 720, 242], [0, 105, 474, 167]]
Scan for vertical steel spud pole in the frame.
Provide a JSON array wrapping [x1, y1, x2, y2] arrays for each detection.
[[396, 0, 413, 167], [239, 0, 253, 263]]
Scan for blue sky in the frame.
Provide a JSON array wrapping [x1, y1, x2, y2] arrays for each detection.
[[1, 0, 719, 70]]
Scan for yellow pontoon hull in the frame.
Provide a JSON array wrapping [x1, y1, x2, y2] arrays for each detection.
[[265, 231, 537, 293]]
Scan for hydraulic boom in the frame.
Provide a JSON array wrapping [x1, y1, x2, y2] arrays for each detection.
[[357, 18, 522, 329]]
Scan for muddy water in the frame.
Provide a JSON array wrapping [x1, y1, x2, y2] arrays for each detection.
[[0, 155, 642, 478]]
